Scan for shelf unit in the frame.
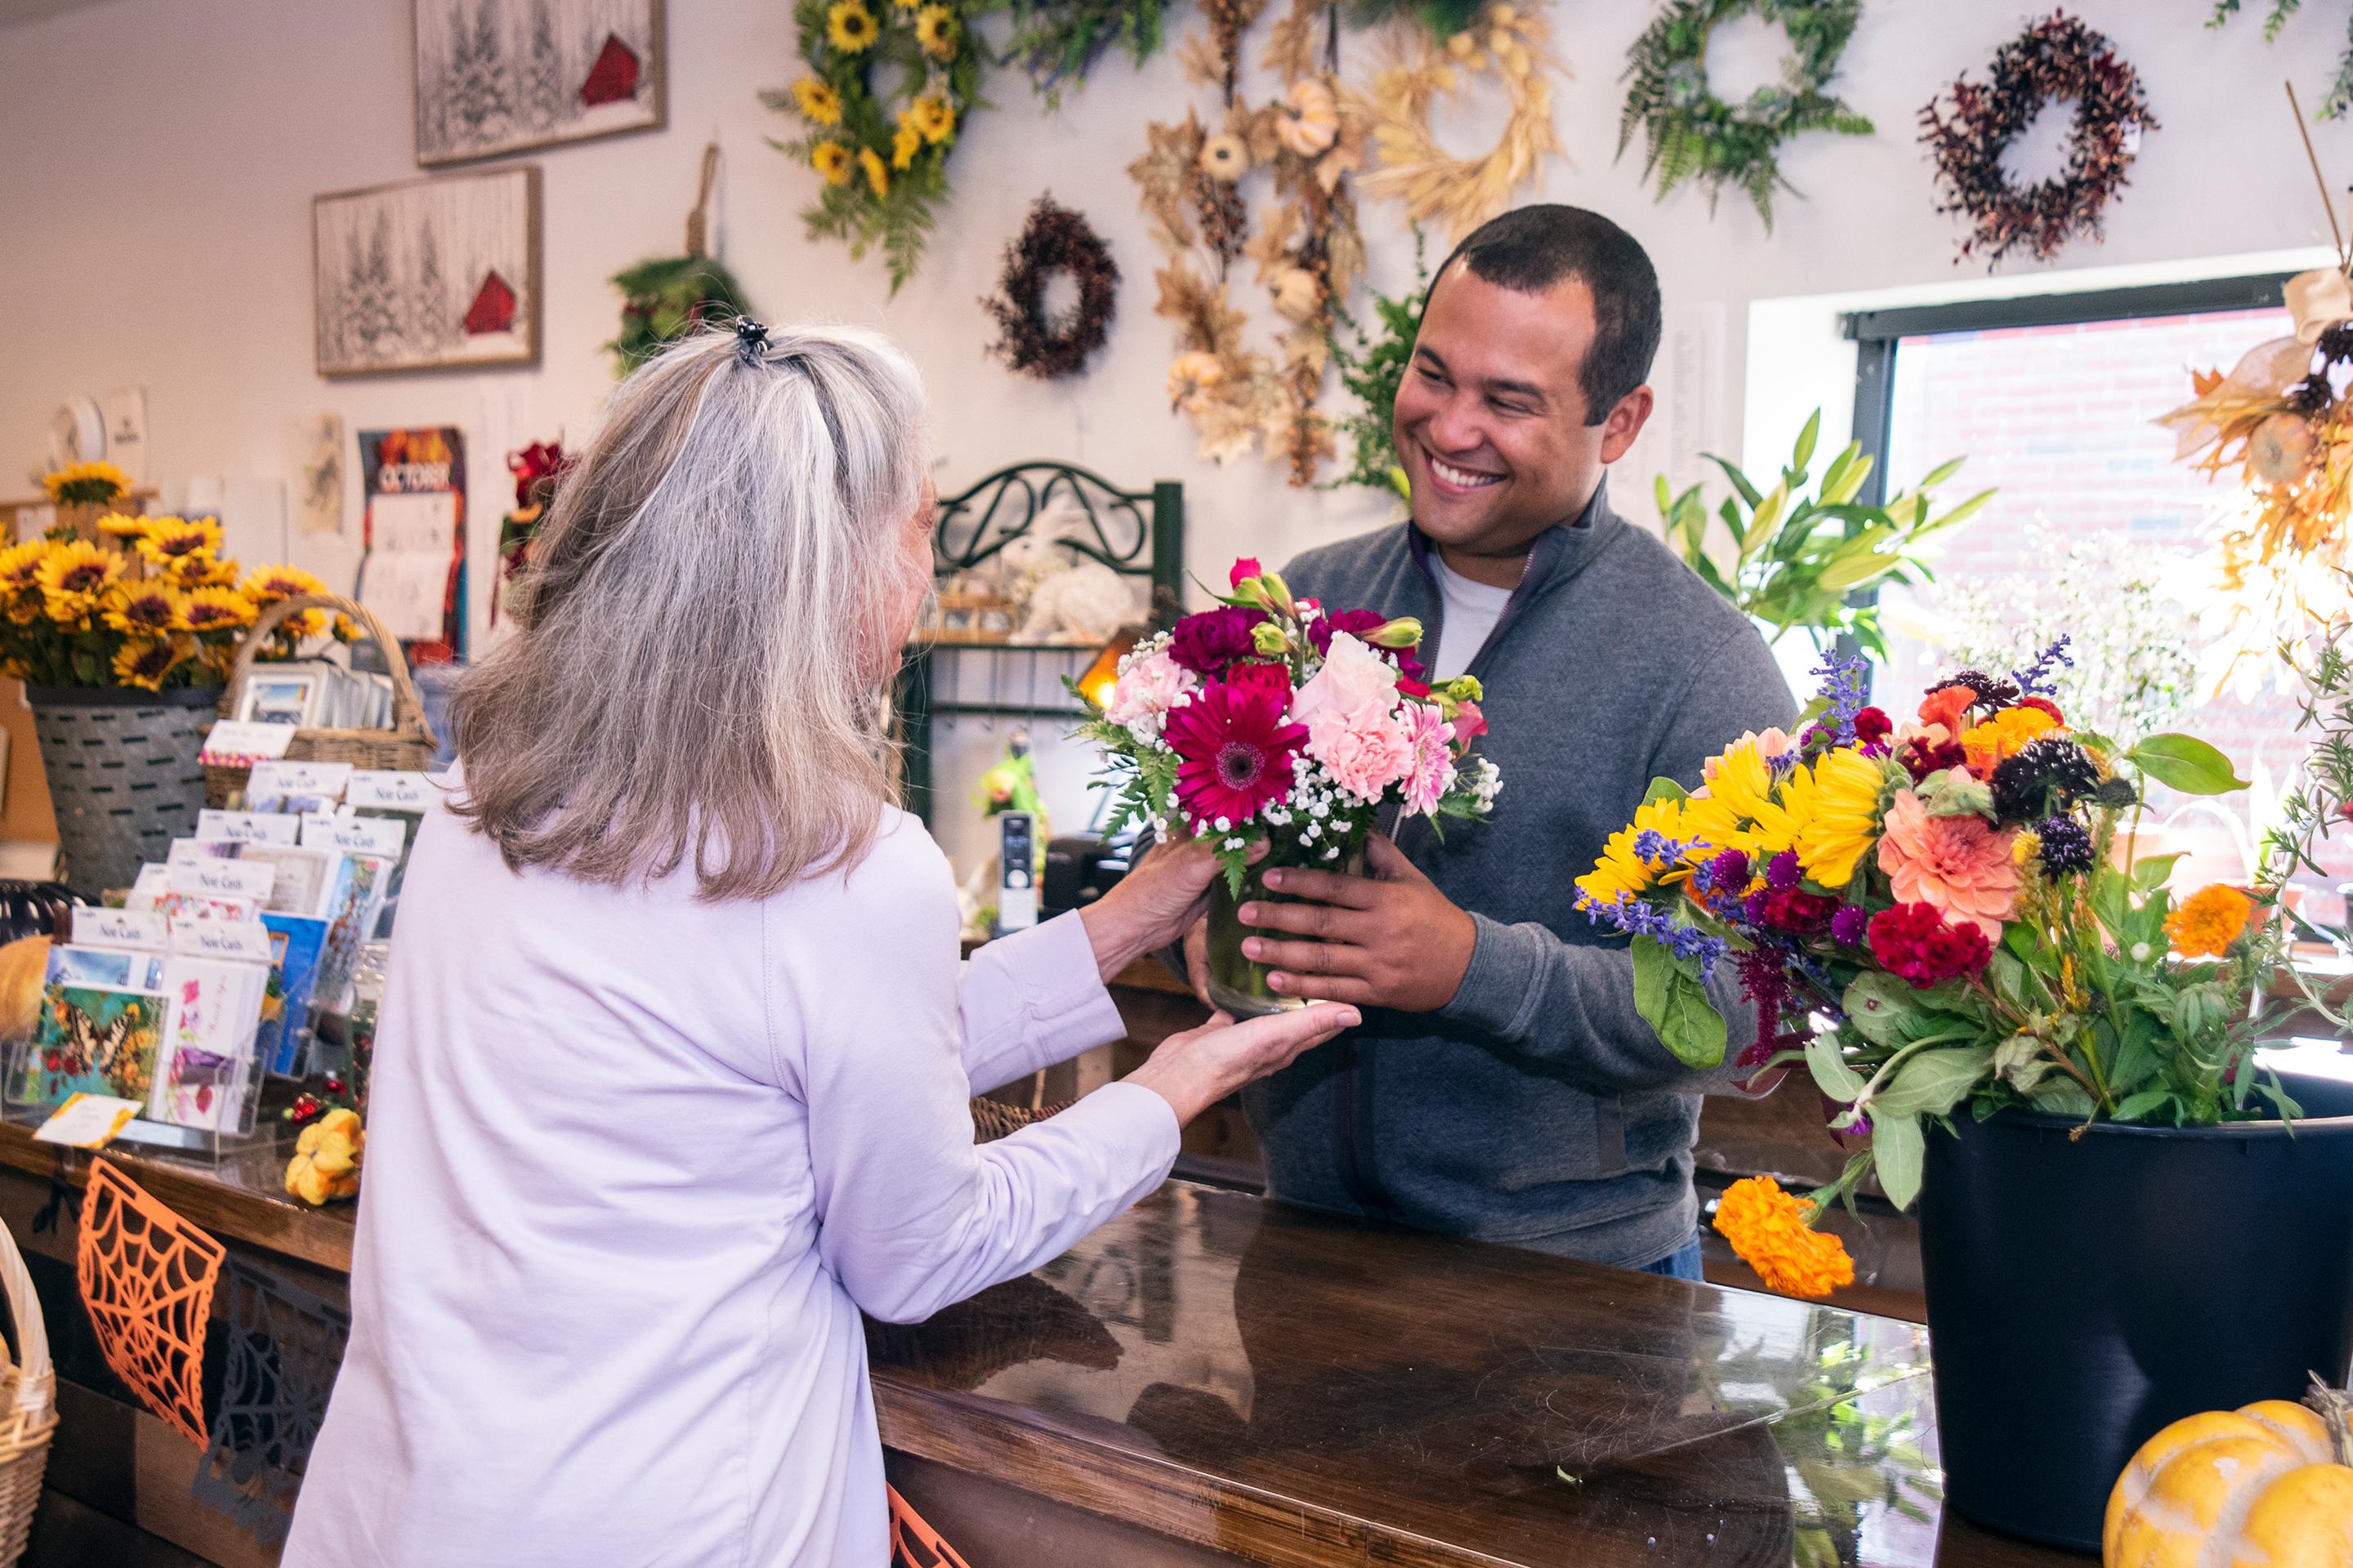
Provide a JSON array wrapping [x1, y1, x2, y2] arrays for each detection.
[[895, 462, 1184, 825]]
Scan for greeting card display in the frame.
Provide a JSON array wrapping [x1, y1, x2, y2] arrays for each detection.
[[17, 985, 164, 1109]]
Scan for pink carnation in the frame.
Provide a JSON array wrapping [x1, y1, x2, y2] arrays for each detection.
[[1103, 646, 1196, 740], [1874, 788, 2019, 940], [1399, 702, 1458, 816], [1449, 699, 1487, 752], [1310, 705, 1413, 803]]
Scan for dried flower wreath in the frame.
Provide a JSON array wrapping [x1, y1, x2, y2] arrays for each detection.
[[1918, 11, 2159, 267], [1131, 0, 1368, 485], [981, 196, 1123, 380], [1349, 2, 1565, 243]]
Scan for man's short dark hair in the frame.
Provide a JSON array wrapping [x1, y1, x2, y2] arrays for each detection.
[[1431, 204, 1662, 426]]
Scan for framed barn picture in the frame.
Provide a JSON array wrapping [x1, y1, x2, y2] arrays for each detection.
[[313, 168, 542, 377], [413, 0, 665, 166]]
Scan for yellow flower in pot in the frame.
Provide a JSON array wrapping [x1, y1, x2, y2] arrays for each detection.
[[285, 1108, 365, 1206], [2105, 1376, 2353, 1566]]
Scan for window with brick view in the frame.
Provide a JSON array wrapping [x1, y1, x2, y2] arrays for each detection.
[[1872, 305, 2353, 907]]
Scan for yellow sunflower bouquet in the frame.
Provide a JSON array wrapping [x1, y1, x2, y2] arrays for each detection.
[[0, 515, 351, 692]]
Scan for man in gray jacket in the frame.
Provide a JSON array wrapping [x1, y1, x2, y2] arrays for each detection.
[[1201, 204, 1796, 1276]]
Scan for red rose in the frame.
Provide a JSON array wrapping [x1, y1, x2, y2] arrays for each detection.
[[1224, 661, 1293, 703], [1230, 557, 1264, 589]]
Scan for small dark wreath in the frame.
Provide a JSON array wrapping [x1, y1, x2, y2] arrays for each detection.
[[1918, 11, 2159, 268], [982, 195, 1121, 381]]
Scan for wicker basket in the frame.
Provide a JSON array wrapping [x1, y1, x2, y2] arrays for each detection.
[[203, 593, 439, 810], [0, 1216, 56, 1566]]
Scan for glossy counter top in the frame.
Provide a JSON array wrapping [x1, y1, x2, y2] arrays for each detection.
[[868, 1181, 2082, 1566]]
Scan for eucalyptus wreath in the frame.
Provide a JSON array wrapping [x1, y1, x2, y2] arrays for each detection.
[[1618, 0, 1873, 230], [981, 196, 1122, 379], [761, 0, 988, 291], [1918, 11, 2159, 267]]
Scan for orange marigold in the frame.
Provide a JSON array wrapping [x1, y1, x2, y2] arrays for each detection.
[[1712, 1175, 1855, 1299], [2165, 883, 2255, 959]]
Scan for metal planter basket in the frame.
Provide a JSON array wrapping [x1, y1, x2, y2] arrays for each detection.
[[25, 684, 216, 897]]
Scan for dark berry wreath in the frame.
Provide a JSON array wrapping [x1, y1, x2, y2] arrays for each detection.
[[1918, 11, 2159, 266], [982, 196, 1121, 381]]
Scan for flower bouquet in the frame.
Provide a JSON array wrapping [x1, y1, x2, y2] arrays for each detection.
[[1574, 641, 2279, 1298], [1078, 560, 1502, 1016]]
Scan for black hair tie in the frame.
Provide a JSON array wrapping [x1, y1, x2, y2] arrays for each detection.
[[734, 317, 770, 364]]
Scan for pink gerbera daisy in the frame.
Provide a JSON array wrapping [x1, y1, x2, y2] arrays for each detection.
[[1162, 681, 1307, 829]]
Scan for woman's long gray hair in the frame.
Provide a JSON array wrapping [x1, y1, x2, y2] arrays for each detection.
[[449, 323, 931, 900]]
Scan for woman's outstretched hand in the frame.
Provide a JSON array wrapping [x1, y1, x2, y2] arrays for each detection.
[[1077, 835, 1261, 981], [1124, 1003, 1360, 1127]]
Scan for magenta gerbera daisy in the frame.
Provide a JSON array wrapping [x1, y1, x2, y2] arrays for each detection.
[[1162, 681, 1307, 829]]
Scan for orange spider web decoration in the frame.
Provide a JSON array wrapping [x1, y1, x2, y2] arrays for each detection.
[[76, 1158, 226, 1448], [888, 1485, 976, 1568]]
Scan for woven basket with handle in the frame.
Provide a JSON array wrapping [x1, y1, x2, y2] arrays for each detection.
[[0, 1217, 56, 1566], [203, 592, 439, 809]]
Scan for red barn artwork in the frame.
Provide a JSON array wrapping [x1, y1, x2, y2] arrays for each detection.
[[464, 270, 518, 337], [580, 34, 641, 107]]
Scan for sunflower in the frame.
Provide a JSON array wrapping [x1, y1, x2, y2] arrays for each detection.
[[41, 460, 131, 506], [2165, 883, 2256, 958], [103, 582, 185, 636], [239, 563, 328, 605], [1790, 746, 1887, 890], [35, 539, 122, 622], [1577, 795, 1702, 909], [0, 542, 47, 623], [111, 635, 191, 692], [133, 516, 223, 574], [855, 146, 889, 199], [165, 550, 239, 589], [891, 122, 922, 169], [826, 0, 878, 52], [790, 78, 843, 126], [1712, 1176, 1855, 1299], [96, 512, 151, 542], [913, 2, 957, 58], [178, 585, 257, 635], [908, 93, 955, 144], [811, 141, 854, 185]]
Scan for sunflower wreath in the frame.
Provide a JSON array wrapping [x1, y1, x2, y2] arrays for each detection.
[[762, 0, 987, 291], [982, 196, 1122, 379], [1131, 0, 1369, 485], [1918, 11, 2159, 267], [1618, 0, 1872, 230], [1349, 2, 1565, 244]]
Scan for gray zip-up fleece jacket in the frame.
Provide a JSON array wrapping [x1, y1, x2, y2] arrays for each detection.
[[1248, 480, 1797, 1269]]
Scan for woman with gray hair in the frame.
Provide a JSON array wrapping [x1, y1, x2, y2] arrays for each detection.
[[284, 321, 1353, 1568]]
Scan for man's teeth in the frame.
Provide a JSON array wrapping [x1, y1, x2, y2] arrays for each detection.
[[1430, 456, 1502, 489]]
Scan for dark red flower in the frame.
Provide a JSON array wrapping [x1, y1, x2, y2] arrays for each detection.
[[1397, 677, 1431, 699], [1223, 661, 1293, 704], [1162, 681, 1308, 828], [1900, 735, 1969, 782], [1852, 706, 1893, 752], [1308, 608, 1430, 683], [1760, 888, 1839, 933], [1168, 606, 1266, 674], [507, 440, 569, 511], [1867, 901, 1991, 989], [1230, 557, 1263, 588]]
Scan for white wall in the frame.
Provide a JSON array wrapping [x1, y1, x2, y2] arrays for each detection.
[[4, 0, 2349, 868]]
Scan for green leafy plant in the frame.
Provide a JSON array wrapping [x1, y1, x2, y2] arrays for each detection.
[[1004, 0, 1171, 108], [1656, 409, 1994, 657], [2210, 1, 2353, 119], [605, 257, 754, 376], [2261, 599, 2353, 1031], [1324, 230, 1429, 498]]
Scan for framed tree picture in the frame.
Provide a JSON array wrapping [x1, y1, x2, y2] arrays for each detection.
[[413, 0, 666, 166], [313, 167, 542, 377]]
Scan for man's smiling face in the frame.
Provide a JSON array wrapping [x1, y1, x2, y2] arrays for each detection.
[[1393, 263, 1646, 579]]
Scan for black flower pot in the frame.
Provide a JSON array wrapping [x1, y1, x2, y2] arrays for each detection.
[[1918, 1071, 2353, 1551]]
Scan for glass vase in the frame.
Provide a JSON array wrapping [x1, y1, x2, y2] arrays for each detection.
[[1203, 833, 1368, 1018]]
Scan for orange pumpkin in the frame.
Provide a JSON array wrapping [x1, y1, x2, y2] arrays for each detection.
[[2105, 1379, 2353, 1566]]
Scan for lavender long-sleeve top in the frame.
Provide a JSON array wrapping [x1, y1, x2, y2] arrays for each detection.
[[284, 792, 1179, 1566]]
